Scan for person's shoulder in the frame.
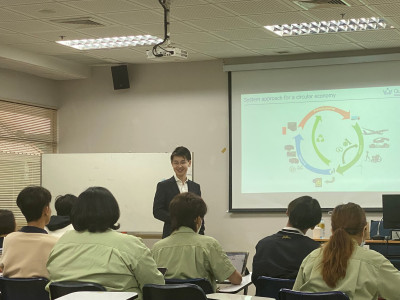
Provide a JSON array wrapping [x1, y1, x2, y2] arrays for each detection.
[[305, 247, 323, 260], [157, 176, 175, 187], [188, 179, 200, 187], [43, 233, 59, 244], [353, 246, 390, 267], [256, 233, 278, 245]]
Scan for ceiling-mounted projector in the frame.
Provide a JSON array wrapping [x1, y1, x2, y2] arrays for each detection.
[[146, 47, 188, 60]]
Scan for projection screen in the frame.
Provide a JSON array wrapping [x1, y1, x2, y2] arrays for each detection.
[[229, 59, 400, 211]]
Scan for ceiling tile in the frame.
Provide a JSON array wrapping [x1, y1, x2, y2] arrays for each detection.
[[211, 28, 272, 40], [6, 2, 87, 19], [232, 38, 299, 49], [172, 4, 234, 20], [255, 46, 311, 56], [64, 0, 146, 13], [172, 32, 224, 44], [28, 30, 97, 42], [183, 41, 246, 52], [285, 34, 352, 46], [361, 0, 400, 3], [0, 8, 32, 21], [370, 3, 400, 17], [303, 6, 376, 20], [100, 10, 162, 25], [342, 29, 400, 42], [131, 21, 201, 36], [0, 33, 47, 44], [246, 12, 315, 26], [185, 17, 257, 31], [0, 19, 68, 33], [76, 25, 147, 38], [216, 0, 297, 15], [0, 0, 53, 6], [201, 48, 260, 59], [129, 0, 208, 9]]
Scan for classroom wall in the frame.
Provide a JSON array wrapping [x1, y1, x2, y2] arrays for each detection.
[[55, 59, 382, 274], [0, 68, 59, 108]]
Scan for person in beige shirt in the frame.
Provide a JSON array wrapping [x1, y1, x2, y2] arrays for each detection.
[[0, 186, 58, 278]]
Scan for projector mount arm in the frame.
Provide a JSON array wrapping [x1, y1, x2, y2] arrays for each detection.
[[152, 0, 172, 57]]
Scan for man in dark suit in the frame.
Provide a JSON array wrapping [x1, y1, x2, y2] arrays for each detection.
[[153, 146, 204, 238]]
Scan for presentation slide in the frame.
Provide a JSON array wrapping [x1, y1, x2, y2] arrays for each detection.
[[241, 86, 399, 194], [230, 65, 400, 211]]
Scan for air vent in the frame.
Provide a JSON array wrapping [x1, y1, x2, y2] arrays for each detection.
[[51, 17, 105, 28], [293, 0, 350, 9]]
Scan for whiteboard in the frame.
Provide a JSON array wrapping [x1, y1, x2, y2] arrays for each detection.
[[41, 153, 192, 232]]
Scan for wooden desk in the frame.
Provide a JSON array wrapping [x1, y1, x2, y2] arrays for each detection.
[[56, 291, 138, 300], [208, 293, 273, 300]]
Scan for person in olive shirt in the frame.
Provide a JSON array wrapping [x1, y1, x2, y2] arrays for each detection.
[[152, 192, 242, 292], [47, 187, 164, 299]]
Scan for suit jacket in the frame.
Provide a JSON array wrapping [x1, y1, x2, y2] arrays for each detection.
[[153, 176, 203, 238]]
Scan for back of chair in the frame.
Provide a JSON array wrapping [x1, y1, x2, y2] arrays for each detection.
[[143, 283, 207, 300], [49, 280, 106, 299], [255, 276, 295, 299], [279, 288, 350, 299], [165, 278, 213, 294], [0, 277, 49, 300]]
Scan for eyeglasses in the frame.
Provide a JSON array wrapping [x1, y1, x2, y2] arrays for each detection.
[[172, 160, 188, 166]]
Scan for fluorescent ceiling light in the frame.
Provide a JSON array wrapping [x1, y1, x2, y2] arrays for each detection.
[[56, 35, 163, 50], [265, 17, 390, 36]]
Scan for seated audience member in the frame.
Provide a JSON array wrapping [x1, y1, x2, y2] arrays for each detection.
[[252, 196, 321, 282], [293, 202, 400, 299], [47, 187, 164, 299], [46, 194, 78, 237], [152, 192, 242, 292], [0, 209, 16, 255], [0, 186, 58, 278]]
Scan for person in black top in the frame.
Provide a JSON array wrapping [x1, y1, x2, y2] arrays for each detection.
[[46, 194, 78, 236], [252, 196, 321, 283]]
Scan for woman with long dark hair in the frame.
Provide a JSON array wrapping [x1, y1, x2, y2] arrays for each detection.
[[293, 202, 400, 299]]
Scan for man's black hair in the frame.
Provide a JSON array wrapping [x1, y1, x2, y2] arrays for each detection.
[[170, 146, 191, 162], [287, 196, 321, 230], [16, 186, 51, 222]]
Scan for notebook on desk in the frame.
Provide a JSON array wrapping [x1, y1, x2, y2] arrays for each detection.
[[226, 251, 249, 275]]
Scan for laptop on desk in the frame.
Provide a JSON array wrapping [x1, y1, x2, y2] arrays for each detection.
[[226, 251, 249, 276]]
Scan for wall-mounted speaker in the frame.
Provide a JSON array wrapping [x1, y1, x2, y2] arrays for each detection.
[[111, 65, 130, 90]]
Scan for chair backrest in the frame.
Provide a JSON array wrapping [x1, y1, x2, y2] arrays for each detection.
[[49, 280, 106, 299], [0, 277, 49, 300], [279, 288, 350, 300], [165, 278, 213, 294], [143, 283, 207, 300], [255, 276, 295, 299]]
